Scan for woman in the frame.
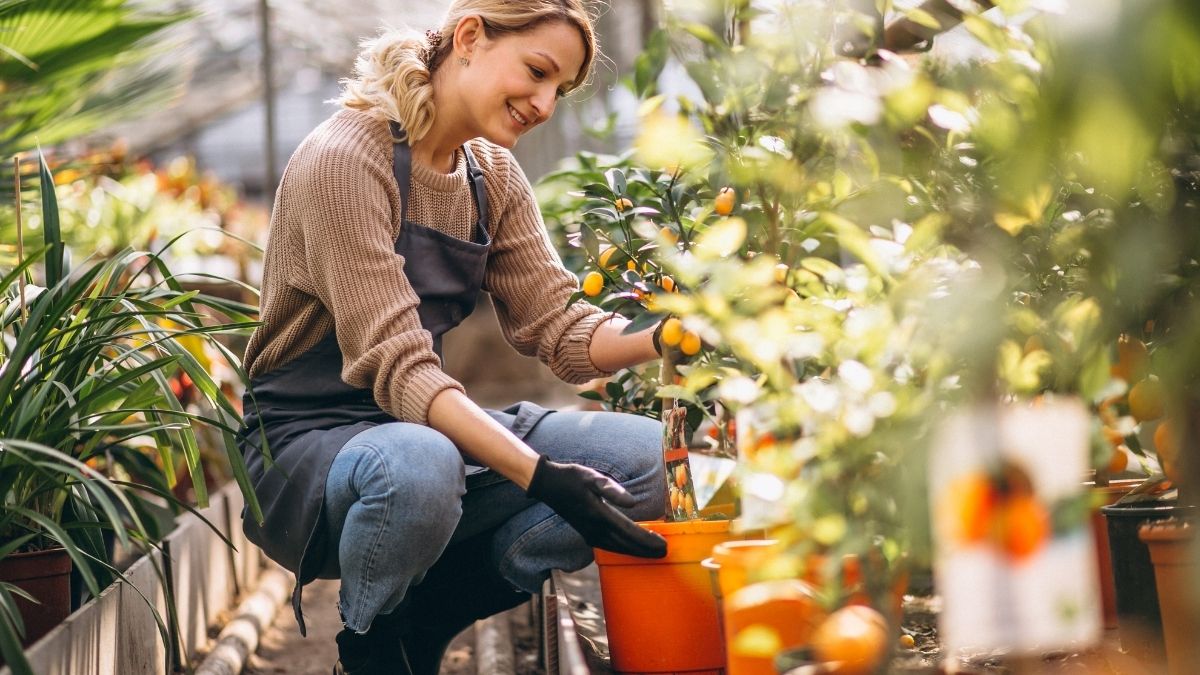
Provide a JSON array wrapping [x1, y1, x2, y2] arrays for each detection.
[[238, 2, 670, 673]]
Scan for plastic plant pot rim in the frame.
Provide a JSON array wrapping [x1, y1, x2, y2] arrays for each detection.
[[593, 518, 734, 565]]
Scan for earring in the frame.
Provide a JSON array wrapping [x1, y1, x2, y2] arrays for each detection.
[[458, 56, 469, 67]]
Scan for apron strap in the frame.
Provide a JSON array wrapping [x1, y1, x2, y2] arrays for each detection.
[[463, 145, 490, 238], [388, 120, 489, 238]]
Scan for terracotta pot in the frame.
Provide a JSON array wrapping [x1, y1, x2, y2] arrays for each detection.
[[1086, 478, 1144, 629], [1139, 518, 1199, 675], [593, 519, 735, 673], [1100, 500, 1189, 662], [0, 547, 72, 648], [723, 579, 824, 675]]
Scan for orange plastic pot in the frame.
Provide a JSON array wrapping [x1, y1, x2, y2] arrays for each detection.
[[724, 579, 825, 675], [594, 519, 734, 673], [711, 539, 781, 599]]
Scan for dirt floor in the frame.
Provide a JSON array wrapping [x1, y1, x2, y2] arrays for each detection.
[[244, 579, 476, 675], [245, 578, 545, 675]]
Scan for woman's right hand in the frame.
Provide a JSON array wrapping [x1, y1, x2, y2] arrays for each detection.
[[525, 455, 667, 558]]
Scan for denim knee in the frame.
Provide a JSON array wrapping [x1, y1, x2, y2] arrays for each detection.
[[333, 423, 467, 550]]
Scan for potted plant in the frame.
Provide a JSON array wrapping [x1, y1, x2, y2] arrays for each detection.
[[0, 154, 263, 674]]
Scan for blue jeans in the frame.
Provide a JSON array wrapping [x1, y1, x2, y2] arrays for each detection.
[[322, 409, 665, 633]]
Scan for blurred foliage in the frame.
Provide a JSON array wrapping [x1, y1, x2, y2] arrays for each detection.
[[2, 146, 266, 291], [0, 0, 189, 166], [539, 0, 1200, 614]]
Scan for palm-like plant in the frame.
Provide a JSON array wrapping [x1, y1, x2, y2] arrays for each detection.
[[0, 0, 188, 162], [0, 154, 263, 673]]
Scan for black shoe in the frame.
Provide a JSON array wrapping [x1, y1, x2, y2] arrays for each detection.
[[334, 625, 413, 675], [393, 529, 531, 675]]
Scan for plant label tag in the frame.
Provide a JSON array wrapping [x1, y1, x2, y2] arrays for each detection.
[[930, 399, 1101, 658]]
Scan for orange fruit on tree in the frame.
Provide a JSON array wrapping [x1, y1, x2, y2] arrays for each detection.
[[774, 263, 789, 284], [899, 633, 916, 649], [660, 318, 684, 347], [661, 275, 676, 293], [598, 246, 619, 270], [1154, 418, 1182, 482], [615, 197, 633, 212], [994, 494, 1050, 561], [714, 186, 736, 216], [1102, 425, 1126, 448], [679, 331, 702, 356], [659, 226, 678, 245], [627, 259, 638, 271], [1107, 446, 1129, 474], [582, 271, 604, 297], [1128, 377, 1165, 422], [1111, 334, 1149, 383], [811, 605, 889, 675]]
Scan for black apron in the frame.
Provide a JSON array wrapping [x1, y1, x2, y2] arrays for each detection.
[[238, 122, 552, 634]]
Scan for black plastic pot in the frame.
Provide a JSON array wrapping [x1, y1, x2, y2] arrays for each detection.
[[1100, 500, 1189, 662]]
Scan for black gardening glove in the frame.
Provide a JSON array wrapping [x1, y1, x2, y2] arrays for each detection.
[[526, 455, 667, 559]]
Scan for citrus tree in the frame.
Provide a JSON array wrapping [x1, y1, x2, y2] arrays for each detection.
[[539, 0, 1200, 648]]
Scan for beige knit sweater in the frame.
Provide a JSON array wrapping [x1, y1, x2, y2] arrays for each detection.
[[244, 108, 610, 424]]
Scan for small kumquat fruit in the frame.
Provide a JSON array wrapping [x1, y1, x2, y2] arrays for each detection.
[[715, 186, 736, 216], [660, 318, 684, 347], [680, 331, 702, 356], [582, 271, 604, 297]]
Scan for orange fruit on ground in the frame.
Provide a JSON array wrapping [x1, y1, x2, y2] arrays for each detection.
[[660, 318, 684, 347], [1111, 334, 1149, 383], [679, 331, 702, 356], [811, 605, 889, 675], [714, 187, 736, 216], [994, 494, 1050, 561], [615, 197, 633, 212], [1128, 377, 1165, 422], [581, 271, 604, 297], [1107, 447, 1129, 474]]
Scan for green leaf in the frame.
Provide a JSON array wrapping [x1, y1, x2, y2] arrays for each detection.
[[904, 7, 942, 30], [37, 149, 64, 286]]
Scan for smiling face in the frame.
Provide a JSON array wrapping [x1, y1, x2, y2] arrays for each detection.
[[451, 18, 587, 148]]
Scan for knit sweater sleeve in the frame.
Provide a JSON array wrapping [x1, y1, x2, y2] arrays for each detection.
[[483, 151, 613, 384], [289, 130, 464, 424]]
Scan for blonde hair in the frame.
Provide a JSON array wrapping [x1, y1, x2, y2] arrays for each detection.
[[337, 0, 598, 143]]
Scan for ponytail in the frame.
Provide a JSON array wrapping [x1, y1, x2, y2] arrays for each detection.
[[337, 28, 444, 143]]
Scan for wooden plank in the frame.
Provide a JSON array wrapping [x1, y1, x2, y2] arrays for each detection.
[[165, 511, 208, 663], [119, 549, 168, 675]]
